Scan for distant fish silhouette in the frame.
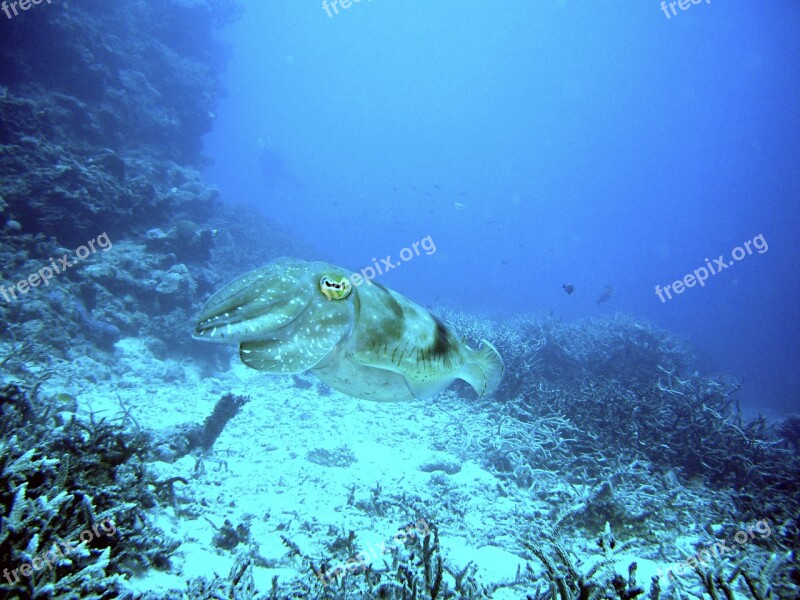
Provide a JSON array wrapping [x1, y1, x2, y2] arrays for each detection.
[[562, 284, 574, 295], [596, 285, 616, 305]]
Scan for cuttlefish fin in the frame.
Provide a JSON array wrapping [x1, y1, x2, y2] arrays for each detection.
[[455, 340, 504, 397], [403, 378, 453, 401]]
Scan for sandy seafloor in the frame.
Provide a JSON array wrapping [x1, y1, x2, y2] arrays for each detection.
[[39, 336, 710, 597]]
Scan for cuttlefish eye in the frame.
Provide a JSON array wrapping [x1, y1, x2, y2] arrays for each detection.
[[319, 275, 352, 301]]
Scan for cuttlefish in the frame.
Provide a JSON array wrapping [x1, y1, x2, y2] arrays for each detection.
[[194, 257, 504, 401]]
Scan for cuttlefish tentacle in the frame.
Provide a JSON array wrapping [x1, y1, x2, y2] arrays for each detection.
[[194, 257, 504, 401]]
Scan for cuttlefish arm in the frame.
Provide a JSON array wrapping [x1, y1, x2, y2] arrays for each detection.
[[193, 258, 354, 373]]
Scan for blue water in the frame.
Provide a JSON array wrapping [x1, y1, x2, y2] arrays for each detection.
[[203, 1, 800, 416]]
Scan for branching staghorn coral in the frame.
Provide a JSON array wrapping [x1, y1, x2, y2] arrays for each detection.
[[222, 516, 500, 599], [661, 541, 798, 600], [489, 314, 792, 510], [434, 308, 800, 554], [522, 522, 657, 600], [0, 376, 176, 597]]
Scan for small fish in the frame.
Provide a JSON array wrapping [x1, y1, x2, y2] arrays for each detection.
[[434, 184, 441, 190], [596, 285, 616, 305], [562, 284, 574, 295]]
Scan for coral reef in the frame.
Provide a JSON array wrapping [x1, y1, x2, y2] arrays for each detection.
[[0, 0, 309, 380], [523, 522, 653, 600], [435, 308, 800, 596], [438, 309, 799, 500], [1, 1, 796, 597], [274, 519, 480, 599], [0, 373, 174, 597]]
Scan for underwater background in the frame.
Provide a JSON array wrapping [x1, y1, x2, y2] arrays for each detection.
[[0, 1, 798, 598]]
